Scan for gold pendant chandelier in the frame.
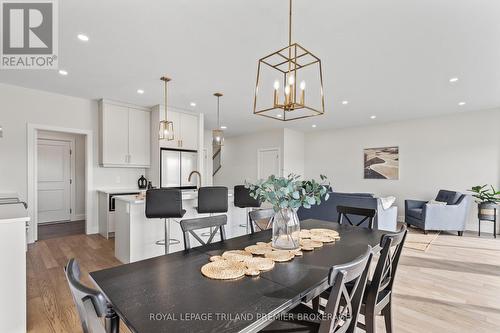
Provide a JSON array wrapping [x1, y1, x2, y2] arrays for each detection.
[[253, 0, 325, 121], [159, 76, 174, 141], [212, 92, 224, 147]]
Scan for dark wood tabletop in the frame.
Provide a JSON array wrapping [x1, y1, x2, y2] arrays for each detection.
[[90, 219, 387, 333]]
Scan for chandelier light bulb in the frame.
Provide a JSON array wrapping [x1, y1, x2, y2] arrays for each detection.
[[284, 85, 291, 95], [288, 75, 295, 85], [274, 80, 280, 90], [300, 81, 306, 90]]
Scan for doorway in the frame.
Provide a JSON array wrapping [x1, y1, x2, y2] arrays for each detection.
[[257, 148, 281, 179], [36, 131, 86, 240], [27, 124, 94, 243]]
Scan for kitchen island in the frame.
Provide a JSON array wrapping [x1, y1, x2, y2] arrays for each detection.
[[114, 190, 248, 263]]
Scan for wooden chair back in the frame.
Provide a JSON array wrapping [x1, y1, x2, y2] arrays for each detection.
[[337, 205, 376, 229], [319, 246, 373, 333], [248, 208, 274, 234], [180, 215, 227, 249]]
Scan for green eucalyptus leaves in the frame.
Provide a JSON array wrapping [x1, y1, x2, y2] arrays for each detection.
[[245, 174, 330, 212]]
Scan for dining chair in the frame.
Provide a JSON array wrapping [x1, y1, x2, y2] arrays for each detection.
[[314, 225, 407, 333], [360, 224, 407, 333], [180, 214, 227, 249], [64, 259, 119, 333], [248, 208, 274, 234], [145, 188, 186, 254], [337, 205, 376, 229], [262, 246, 373, 333], [234, 185, 261, 233]]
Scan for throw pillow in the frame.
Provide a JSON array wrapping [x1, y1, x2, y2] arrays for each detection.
[[380, 196, 396, 210], [428, 200, 447, 205]]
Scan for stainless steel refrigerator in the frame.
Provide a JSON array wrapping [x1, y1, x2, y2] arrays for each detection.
[[160, 148, 198, 189]]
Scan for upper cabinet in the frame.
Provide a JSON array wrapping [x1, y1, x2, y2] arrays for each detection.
[[157, 108, 199, 151], [147, 105, 204, 188], [99, 100, 151, 168]]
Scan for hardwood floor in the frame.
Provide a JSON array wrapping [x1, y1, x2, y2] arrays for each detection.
[[27, 230, 500, 333], [38, 220, 86, 240]]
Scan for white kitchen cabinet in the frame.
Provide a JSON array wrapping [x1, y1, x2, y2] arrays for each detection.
[[128, 108, 150, 166], [99, 100, 150, 168], [159, 110, 199, 150], [159, 110, 180, 149], [179, 112, 199, 150]]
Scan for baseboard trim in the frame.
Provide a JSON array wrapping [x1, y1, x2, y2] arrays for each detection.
[[72, 214, 86, 221]]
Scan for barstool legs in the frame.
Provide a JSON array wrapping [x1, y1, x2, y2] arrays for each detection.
[[155, 218, 181, 254]]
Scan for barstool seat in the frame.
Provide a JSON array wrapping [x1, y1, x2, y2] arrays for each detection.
[[195, 186, 228, 237], [234, 185, 261, 233], [145, 189, 185, 254]]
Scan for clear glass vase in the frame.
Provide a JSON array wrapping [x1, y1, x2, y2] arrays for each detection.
[[272, 208, 301, 250]]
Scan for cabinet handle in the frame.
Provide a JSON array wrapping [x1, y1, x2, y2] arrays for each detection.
[[128, 154, 131, 163]]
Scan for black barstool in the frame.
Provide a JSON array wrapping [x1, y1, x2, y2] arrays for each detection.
[[145, 189, 186, 254], [234, 185, 261, 233], [196, 186, 228, 237]]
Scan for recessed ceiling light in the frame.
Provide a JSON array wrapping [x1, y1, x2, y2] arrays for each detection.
[[370, 115, 377, 119], [136, 89, 144, 94], [77, 34, 89, 42], [58, 69, 68, 76], [458, 102, 466, 106], [449, 77, 459, 83], [342, 100, 349, 105], [190, 102, 196, 107], [312, 124, 317, 128], [220, 126, 227, 130], [276, 114, 282, 118]]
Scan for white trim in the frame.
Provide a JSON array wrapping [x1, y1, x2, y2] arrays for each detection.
[[73, 214, 86, 221], [27, 124, 95, 243], [257, 147, 281, 180], [99, 98, 151, 112]]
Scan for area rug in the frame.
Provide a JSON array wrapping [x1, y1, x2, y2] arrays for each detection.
[[404, 228, 440, 252]]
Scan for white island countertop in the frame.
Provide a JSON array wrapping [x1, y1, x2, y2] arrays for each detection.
[[115, 190, 233, 205], [96, 188, 143, 194], [0, 204, 30, 224]]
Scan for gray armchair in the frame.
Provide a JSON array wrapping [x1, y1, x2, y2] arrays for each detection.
[[405, 190, 472, 235]]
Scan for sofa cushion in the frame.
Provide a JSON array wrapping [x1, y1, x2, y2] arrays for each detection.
[[407, 208, 423, 220], [435, 190, 461, 205]]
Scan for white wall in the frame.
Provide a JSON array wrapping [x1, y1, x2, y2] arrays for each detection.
[[0, 83, 146, 238], [214, 129, 284, 188], [304, 109, 500, 232], [38, 130, 86, 219], [283, 128, 305, 177]]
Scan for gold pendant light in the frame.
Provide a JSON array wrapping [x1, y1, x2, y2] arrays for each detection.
[[253, 0, 325, 121], [212, 92, 224, 147], [159, 76, 174, 141]]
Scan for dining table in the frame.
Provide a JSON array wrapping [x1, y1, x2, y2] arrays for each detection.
[[90, 219, 387, 333]]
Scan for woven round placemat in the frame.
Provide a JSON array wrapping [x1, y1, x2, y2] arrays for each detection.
[[245, 269, 260, 276], [243, 257, 275, 271], [201, 260, 247, 280], [310, 235, 336, 243], [310, 228, 340, 238], [209, 255, 223, 262], [298, 229, 312, 239], [222, 250, 253, 261], [264, 250, 295, 262], [245, 244, 272, 255], [300, 239, 324, 248]]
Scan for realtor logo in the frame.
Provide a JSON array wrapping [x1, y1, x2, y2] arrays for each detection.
[[1, 0, 58, 69]]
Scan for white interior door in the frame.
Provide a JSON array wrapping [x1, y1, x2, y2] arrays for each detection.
[[258, 148, 281, 180], [37, 139, 71, 223]]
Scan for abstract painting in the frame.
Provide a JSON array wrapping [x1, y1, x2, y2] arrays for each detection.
[[364, 146, 399, 179]]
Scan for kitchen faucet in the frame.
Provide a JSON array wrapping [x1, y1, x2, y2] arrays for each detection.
[[188, 171, 202, 189]]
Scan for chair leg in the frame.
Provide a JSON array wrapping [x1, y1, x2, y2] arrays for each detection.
[[312, 296, 320, 312], [458, 231, 463, 237], [365, 310, 376, 333], [105, 305, 120, 333], [382, 302, 393, 333]]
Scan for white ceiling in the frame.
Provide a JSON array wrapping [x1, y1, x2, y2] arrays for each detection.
[[1, 0, 500, 136]]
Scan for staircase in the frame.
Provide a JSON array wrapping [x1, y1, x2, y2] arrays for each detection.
[[213, 146, 222, 176]]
